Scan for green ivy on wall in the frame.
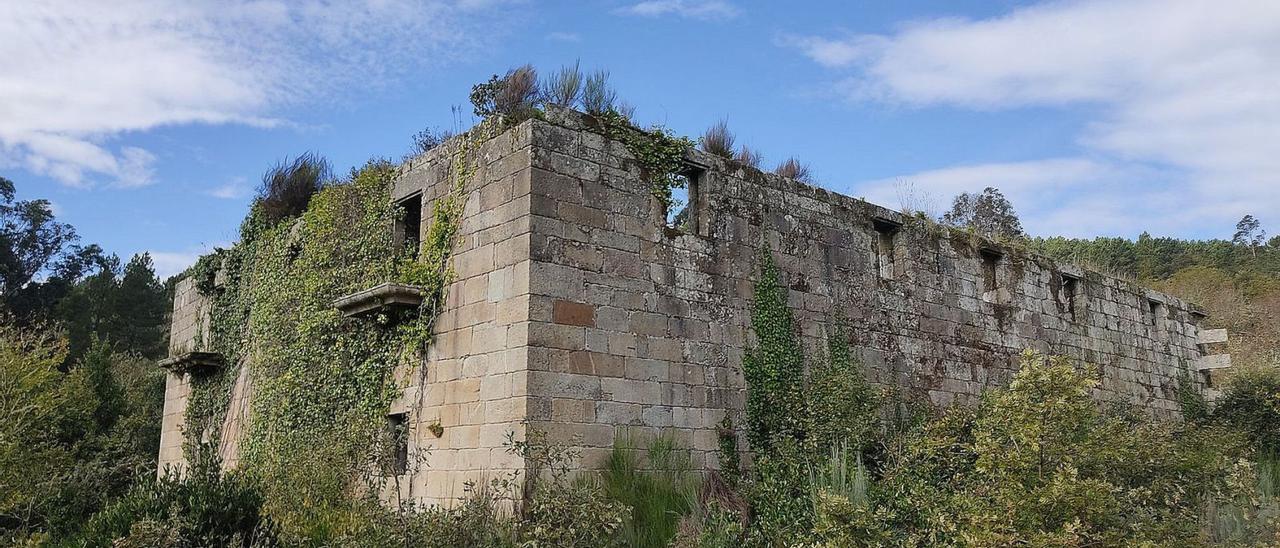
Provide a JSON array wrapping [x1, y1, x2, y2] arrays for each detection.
[[594, 110, 695, 213], [181, 123, 493, 539]]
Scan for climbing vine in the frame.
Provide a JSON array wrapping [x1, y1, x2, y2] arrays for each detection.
[[594, 109, 695, 213], [742, 245, 808, 453], [181, 123, 493, 538]]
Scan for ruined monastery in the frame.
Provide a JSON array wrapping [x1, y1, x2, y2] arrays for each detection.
[[158, 109, 1231, 506]]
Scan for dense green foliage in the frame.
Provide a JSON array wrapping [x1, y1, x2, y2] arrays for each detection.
[[78, 448, 277, 547], [941, 186, 1025, 240], [843, 354, 1254, 546], [595, 110, 696, 215], [0, 327, 165, 545], [1, 178, 170, 546], [741, 248, 808, 453], [1033, 231, 1280, 283], [181, 126, 490, 541], [1214, 366, 1280, 455], [682, 246, 1280, 547]]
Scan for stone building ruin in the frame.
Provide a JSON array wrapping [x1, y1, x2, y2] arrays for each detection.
[[158, 109, 1231, 506]]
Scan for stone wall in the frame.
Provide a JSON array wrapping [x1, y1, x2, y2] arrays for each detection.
[[389, 124, 537, 505], [157, 277, 209, 475], [516, 111, 1208, 470]]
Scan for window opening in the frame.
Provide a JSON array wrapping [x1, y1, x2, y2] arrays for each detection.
[[665, 165, 704, 234], [980, 248, 1003, 293], [1062, 274, 1081, 320], [386, 412, 408, 475], [395, 193, 422, 260], [873, 218, 901, 279]]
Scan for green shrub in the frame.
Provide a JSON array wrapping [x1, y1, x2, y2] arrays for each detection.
[[255, 152, 331, 226], [512, 430, 629, 548], [671, 500, 745, 548], [1215, 365, 1280, 453], [742, 248, 806, 453], [470, 65, 541, 124], [79, 446, 277, 547], [746, 439, 814, 545], [806, 323, 879, 455], [331, 484, 517, 548], [859, 351, 1255, 546]]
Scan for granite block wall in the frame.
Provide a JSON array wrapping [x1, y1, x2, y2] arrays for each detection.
[[157, 277, 210, 475], [389, 123, 537, 505], [517, 110, 1208, 470]]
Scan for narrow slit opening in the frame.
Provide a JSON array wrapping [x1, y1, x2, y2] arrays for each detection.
[[396, 193, 423, 260]]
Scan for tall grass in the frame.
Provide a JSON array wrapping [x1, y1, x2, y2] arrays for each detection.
[[600, 432, 700, 548], [256, 153, 331, 225], [700, 120, 736, 159], [774, 157, 813, 183], [496, 64, 538, 118], [582, 70, 618, 115], [544, 61, 583, 108], [735, 146, 762, 169], [808, 444, 868, 507]]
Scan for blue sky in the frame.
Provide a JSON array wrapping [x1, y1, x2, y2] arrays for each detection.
[[4, 0, 1278, 277]]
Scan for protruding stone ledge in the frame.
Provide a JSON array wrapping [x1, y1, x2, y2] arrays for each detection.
[[159, 351, 226, 376], [333, 282, 425, 319], [1198, 328, 1228, 345], [1197, 354, 1232, 371]]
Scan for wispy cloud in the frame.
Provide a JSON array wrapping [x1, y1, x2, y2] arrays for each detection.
[[546, 31, 581, 42], [148, 240, 230, 279], [0, 1, 512, 190], [206, 176, 252, 200], [850, 158, 1186, 237], [785, 0, 1280, 238], [616, 0, 739, 21]]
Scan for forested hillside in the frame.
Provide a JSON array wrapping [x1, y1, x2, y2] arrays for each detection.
[[1034, 225, 1280, 369]]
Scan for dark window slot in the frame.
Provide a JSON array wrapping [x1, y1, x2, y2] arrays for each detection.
[[980, 248, 1003, 293], [386, 412, 408, 475], [396, 194, 422, 260], [1062, 274, 1081, 320], [873, 218, 901, 280]]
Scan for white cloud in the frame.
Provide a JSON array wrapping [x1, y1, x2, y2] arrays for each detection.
[[851, 158, 1178, 237], [148, 251, 204, 280], [617, 0, 739, 21], [787, 0, 1280, 238], [0, 0, 511, 189], [149, 240, 233, 279], [207, 176, 252, 200]]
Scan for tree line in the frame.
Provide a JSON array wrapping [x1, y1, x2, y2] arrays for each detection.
[[2, 176, 171, 544]]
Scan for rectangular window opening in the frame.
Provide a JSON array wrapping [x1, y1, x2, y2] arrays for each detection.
[[386, 412, 408, 476], [1062, 274, 1081, 320], [980, 248, 1003, 293], [873, 218, 901, 280], [395, 193, 422, 260], [665, 165, 704, 234], [1148, 299, 1165, 328]]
